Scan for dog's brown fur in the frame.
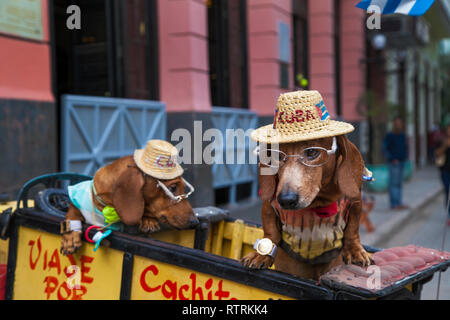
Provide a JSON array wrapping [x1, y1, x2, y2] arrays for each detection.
[[60, 156, 197, 255], [241, 135, 373, 280]]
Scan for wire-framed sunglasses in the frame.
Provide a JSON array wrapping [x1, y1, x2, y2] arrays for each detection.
[[255, 137, 337, 168], [156, 178, 195, 203]]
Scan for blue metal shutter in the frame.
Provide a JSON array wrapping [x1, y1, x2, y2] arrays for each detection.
[[211, 107, 258, 204], [61, 95, 166, 175]]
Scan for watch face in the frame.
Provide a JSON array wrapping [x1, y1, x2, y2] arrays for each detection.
[[257, 238, 273, 255]]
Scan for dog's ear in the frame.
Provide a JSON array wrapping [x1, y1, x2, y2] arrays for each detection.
[[259, 163, 277, 202], [334, 135, 364, 200], [112, 167, 145, 225]]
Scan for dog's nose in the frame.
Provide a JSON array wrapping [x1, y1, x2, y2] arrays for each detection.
[[277, 191, 299, 210]]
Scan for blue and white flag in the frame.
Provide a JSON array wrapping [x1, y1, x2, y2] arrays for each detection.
[[356, 0, 435, 16]]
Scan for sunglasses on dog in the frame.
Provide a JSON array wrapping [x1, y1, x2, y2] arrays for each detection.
[[157, 178, 195, 203], [255, 137, 337, 168]]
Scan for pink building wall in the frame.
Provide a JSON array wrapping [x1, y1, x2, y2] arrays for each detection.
[[157, 0, 366, 121], [158, 0, 211, 112], [308, 0, 337, 117], [340, 0, 366, 121], [0, 0, 53, 102], [0, 1, 366, 118], [247, 0, 293, 116], [246, 0, 366, 120]]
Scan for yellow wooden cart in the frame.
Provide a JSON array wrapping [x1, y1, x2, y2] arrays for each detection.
[[0, 173, 448, 300]]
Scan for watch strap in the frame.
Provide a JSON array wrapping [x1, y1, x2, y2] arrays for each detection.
[[269, 242, 278, 258], [60, 220, 82, 234]]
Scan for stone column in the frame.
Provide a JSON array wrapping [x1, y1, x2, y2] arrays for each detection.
[[340, 0, 366, 122], [308, 0, 336, 115], [0, 0, 56, 197], [340, 0, 367, 154], [158, 0, 214, 206], [158, 0, 211, 112], [405, 49, 416, 168]]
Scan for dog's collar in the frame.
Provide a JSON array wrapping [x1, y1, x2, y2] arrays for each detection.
[[310, 202, 339, 218], [92, 181, 108, 208], [273, 198, 349, 264]]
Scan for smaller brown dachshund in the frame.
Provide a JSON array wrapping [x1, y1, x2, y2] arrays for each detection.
[[60, 145, 198, 255]]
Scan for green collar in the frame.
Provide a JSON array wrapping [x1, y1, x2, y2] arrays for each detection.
[[91, 181, 120, 225]]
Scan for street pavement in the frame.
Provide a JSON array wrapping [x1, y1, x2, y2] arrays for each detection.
[[360, 166, 444, 247]]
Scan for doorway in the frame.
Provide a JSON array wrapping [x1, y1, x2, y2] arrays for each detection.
[[207, 0, 248, 108], [51, 0, 159, 99]]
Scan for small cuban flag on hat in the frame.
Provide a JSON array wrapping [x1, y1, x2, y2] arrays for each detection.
[[315, 100, 330, 122], [356, 0, 435, 16]]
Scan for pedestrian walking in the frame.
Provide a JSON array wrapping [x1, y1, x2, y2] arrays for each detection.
[[383, 116, 409, 210], [435, 124, 450, 225]]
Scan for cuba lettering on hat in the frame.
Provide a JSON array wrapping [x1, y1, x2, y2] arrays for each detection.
[[251, 90, 354, 144]]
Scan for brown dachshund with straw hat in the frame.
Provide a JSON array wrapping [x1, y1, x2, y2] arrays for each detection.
[[241, 90, 373, 280], [60, 140, 198, 255]]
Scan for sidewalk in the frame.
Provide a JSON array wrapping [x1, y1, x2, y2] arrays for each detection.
[[360, 166, 444, 247]]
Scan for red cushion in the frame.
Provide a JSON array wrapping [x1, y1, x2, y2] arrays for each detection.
[[320, 245, 450, 293]]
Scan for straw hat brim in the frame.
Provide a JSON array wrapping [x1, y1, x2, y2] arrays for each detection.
[[251, 120, 354, 144], [133, 149, 184, 180]]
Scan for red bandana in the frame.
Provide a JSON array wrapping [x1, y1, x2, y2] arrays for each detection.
[[272, 200, 339, 218], [310, 201, 338, 218]]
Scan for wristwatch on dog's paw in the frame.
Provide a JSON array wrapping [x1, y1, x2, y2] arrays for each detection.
[[253, 238, 277, 258]]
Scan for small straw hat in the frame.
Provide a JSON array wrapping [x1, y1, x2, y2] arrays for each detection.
[[134, 140, 183, 180], [251, 90, 354, 144]]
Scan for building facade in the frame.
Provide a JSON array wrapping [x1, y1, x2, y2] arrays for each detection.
[[368, 1, 450, 169], [0, 0, 56, 198], [0, 0, 447, 208]]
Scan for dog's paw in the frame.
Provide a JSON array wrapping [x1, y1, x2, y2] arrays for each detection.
[[241, 251, 274, 269], [139, 217, 160, 233], [342, 243, 373, 267], [60, 231, 82, 256]]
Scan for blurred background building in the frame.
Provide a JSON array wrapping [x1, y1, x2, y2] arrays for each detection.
[[0, 0, 449, 212]]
